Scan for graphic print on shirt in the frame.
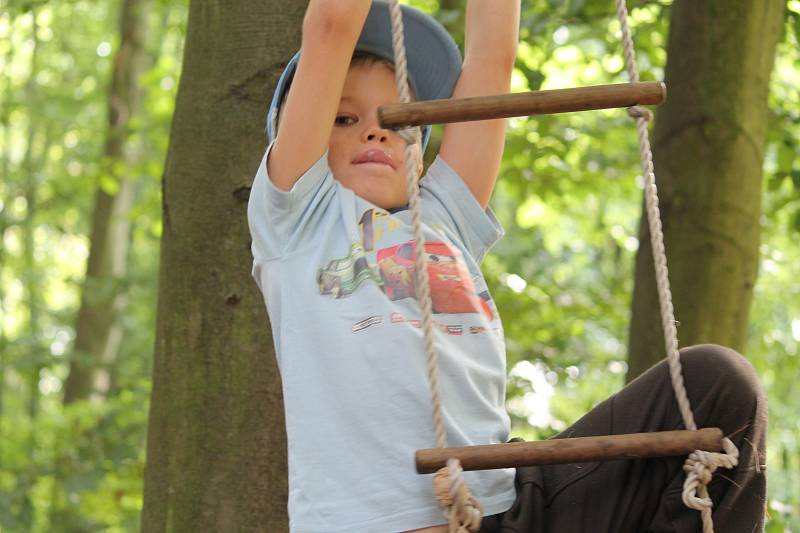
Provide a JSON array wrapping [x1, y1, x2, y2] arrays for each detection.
[[317, 242, 383, 298], [360, 208, 400, 252], [316, 208, 494, 321], [377, 240, 493, 320]]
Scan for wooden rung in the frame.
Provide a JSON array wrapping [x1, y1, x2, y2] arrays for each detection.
[[379, 81, 666, 128], [415, 427, 722, 474]]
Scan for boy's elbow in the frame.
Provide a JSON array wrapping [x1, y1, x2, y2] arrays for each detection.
[[464, 45, 517, 76], [496, 48, 518, 74], [303, 1, 368, 40], [462, 53, 516, 91]]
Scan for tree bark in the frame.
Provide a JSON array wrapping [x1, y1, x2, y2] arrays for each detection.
[[627, 0, 784, 379], [62, 0, 147, 404], [141, 1, 307, 531]]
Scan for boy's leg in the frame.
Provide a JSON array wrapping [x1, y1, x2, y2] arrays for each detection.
[[481, 344, 767, 533]]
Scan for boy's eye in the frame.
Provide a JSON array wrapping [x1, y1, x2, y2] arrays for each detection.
[[335, 115, 356, 126]]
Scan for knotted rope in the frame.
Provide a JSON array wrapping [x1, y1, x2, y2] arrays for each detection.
[[433, 459, 483, 532], [387, 2, 483, 531], [614, 1, 739, 531]]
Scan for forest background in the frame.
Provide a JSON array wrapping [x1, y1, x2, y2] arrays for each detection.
[[1, 0, 799, 531]]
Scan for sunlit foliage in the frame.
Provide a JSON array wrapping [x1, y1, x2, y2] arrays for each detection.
[[0, 0, 797, 530]]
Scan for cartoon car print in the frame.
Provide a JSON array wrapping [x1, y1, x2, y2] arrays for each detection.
[[318, 243, 382, 298], [376, 240, 493, 320]]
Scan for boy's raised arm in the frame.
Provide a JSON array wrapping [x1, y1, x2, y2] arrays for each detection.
[[268, 0, 371, 192], [438, 1, 520, 209]]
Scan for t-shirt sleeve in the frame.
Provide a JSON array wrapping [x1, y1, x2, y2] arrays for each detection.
[[420, 155, 504, 263], [247, 142, 334, 264]]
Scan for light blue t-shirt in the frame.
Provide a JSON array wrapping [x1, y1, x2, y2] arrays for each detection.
[[247, 144, 516, 533]]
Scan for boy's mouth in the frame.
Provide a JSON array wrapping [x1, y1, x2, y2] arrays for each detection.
[[352, 149, 397, 170]]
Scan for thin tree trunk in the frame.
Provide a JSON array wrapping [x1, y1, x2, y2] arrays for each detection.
[[22, 7, 42, 422], [62, 0, 147, 404], [0, 15, 15, 455], [627, 0, 784, 379], [0, 219, 7, 451], [51, 1, 147, 527], [141, 1, 307, 530], [19, 12, 43, 530]]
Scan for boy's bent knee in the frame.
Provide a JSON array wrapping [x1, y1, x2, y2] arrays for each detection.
[[678, 344, 766, 430], [680, 344, 761, 392]]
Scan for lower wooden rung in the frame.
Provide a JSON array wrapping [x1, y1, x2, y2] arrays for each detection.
[[415, 427, 723, 474]]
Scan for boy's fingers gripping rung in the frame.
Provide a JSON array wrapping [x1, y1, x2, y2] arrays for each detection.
[[415, 428, 723, 474], [379, 81, 666, 128]]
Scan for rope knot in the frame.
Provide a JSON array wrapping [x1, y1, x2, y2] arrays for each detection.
[[627, 105, 653, 122], [681, 438, 739, 531], [433, 459, 483, 533]]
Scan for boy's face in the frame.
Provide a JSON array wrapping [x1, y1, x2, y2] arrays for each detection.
[[328, 62, 422, 210]]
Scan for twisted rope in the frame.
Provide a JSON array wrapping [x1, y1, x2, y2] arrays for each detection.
[[614, 1, 739, 530], [387, 2, 481, 531], [433, 459, 484, 532]]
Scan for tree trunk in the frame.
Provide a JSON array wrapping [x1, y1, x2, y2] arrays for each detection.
[[0, 16, 15, 454], [62, 0, 147, 404], [20, 13, 44, 530], [140, 1, 307, 531], [627, 0, 784, 380], [52, 4, 148, 527]]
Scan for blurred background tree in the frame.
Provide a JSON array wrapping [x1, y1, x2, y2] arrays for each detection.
[[0, 0, 798, 531], [628, 0, 784, 377], [53, 0, 148, 528]]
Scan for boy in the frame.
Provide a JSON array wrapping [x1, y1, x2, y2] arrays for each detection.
[[248, 1, 766, 532], [249, 1, 518, 531]]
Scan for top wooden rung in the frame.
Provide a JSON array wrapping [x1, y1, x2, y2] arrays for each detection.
[[378, 81, 666, 129]]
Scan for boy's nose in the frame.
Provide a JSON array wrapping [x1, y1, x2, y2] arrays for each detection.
[[362, 124, 390, 143]]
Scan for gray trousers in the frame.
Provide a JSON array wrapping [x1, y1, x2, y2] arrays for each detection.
[[480, 344, 767, 533]]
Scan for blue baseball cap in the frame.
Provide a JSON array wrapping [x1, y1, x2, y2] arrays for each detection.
[[265, 0, 462, 152]]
